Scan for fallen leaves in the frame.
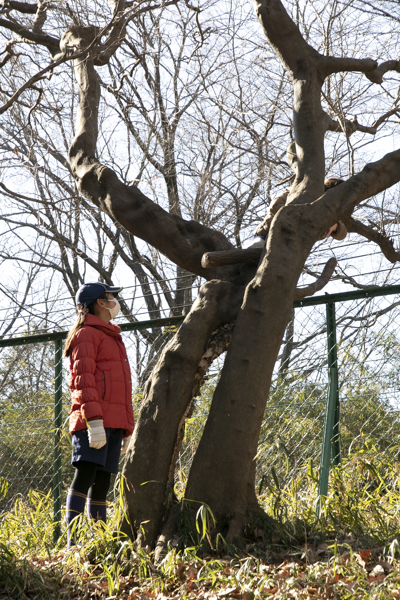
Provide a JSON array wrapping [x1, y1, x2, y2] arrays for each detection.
[[359, 549, 371, 562], [5, 541, 400, 600]]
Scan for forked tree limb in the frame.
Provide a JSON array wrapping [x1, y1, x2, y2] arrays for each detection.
[[345, 217, 400, 263], [253, 0, 382, 82], [202, 249, 337, 300], [253, 0, 399, 207], [32, 1, 47, 34], [121, 279, 245, 547], [373, 107, 400, 130], [326, 115, 378, 136], [202, 204, 400, 272], [308, 148, 400, 239], [252, 0, 321, 77], [326, 108, 400, 137], [365, 60, 400, 84], [0, 50, 75, 115], [294, 257, 337, 299]]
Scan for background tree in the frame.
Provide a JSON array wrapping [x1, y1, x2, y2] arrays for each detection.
[[0, 0, 399, 551]]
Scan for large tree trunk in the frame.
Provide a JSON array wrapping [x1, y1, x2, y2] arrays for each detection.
[[185, 204, 317, 544], [120, 279, 245, 546]]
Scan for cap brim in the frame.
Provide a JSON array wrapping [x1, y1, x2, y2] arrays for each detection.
[[107, 286, 123, 293]]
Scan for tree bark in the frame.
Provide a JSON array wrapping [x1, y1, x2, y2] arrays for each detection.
[[120, 279, 245, 546], [279, 308, 295, 378], [183, 0, 400, 545], [185, 204, 318, 543], [202, 248, 262, 268]]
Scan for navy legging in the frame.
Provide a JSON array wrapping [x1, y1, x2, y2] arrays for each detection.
[[70, 461, 111, 500]]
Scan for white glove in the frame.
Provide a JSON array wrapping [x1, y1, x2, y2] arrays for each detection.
[[120, 435, 132, 455], [87, 420, 107, 449]]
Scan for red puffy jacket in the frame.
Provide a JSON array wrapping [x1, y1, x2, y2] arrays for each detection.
[[68, 314, 135, 437]]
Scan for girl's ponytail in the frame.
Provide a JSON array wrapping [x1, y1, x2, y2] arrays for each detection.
[[63, 306, 88, 357], [63, 292, 107, 357]]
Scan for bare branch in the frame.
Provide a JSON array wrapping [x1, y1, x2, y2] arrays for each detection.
[[373, 107, 400, 129], [311, 148, 400, 235], [352, 0, 400, 23], [365, 60, 400, 84], [326, 114, 378, 136], [345, 217, 400, 263], [1, 1, 38, 14], [0, 50, 73, 115], [0, 16, 59, 52], [294, 257, 337, 299], [94, 0, 128, 66], [321, 56, 377, 77], [334, 266, 381, 291], [0, 15, 125, 116], [0, 40, 14, 68], [67, 27, 236, 279], [326, 107, 400, 138], [32, 0, 47, 33], [0, 266, 38, 339], [0, 182, 70, 214]]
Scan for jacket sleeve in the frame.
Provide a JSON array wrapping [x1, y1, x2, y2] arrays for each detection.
[[70, 328, 103, 422], [330, 220, 347, 241]]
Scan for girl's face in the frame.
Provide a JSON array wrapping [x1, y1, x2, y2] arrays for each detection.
[[95, 293, 120, 323], [103, 292, 117, 308]]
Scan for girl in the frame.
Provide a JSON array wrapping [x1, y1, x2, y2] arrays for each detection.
[[63, 282, 135, 547]]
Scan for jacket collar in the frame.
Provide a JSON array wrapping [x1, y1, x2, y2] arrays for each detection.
[[84, 314, 122, 338]]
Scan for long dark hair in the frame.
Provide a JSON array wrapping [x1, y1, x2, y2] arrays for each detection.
[[63, 293, 107, 357]]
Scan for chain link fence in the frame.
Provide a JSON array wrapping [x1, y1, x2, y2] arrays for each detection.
[[1, 287, 400, 536]]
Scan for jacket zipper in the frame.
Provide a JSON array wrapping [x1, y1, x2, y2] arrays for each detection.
[[103, 371, 107, 400]]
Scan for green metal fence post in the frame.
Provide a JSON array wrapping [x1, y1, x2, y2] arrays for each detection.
[[318, 301, 340, 510], [327, 301, 340, 467], [53, 338, 63, 543]]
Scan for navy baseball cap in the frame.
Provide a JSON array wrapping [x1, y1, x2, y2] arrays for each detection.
[[75, 282, 123, 306]]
